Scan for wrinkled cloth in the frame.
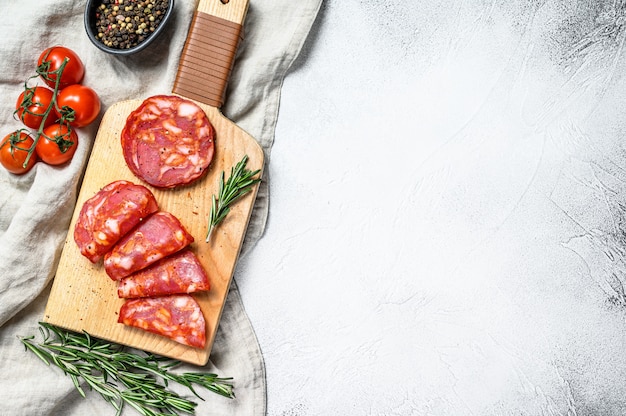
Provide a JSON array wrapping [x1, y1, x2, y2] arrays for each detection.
[[0, 1, 321, 415]]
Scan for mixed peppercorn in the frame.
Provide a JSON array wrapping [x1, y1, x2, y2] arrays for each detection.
[[94, 0, 169, 50]]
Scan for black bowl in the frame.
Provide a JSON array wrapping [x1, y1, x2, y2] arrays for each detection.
[[84, 0, 174, 55]]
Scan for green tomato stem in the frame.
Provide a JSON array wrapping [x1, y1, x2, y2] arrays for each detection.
[[20, 57, 71, 168]]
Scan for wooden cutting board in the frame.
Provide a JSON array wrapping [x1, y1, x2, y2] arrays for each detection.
[[44, 0, 262, 366]]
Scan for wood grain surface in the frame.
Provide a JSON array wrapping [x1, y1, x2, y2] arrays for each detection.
[[44, 99, 263, 365], [44, 0, 259, 366], [198, 0, 248, 22]]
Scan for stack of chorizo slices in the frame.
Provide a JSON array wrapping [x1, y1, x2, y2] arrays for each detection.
[[121, 95, 215, 189], [74, 180, 210, 348]]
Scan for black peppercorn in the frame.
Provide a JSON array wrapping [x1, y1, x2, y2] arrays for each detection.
[[93, 0, 169, 50]]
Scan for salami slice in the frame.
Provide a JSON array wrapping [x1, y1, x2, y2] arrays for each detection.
[[73, 180, 158, 263], [104, 211, 194, 281], [117, 250, 210, 298], [118, 294, 206, 348], [121, 95, 215, 188]]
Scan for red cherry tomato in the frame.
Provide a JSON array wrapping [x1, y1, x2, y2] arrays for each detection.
[[0, 131, 37, 174], [36, 124, 78, 165], [15, 86, 55, 129], [37, 46, 85, 89], [56, 84, 101, 127]]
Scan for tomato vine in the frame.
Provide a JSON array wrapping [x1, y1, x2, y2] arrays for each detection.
[[1, 46, 101, 174], [14, 57, 74, 169]]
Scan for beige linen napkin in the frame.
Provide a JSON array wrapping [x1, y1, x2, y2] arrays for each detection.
[[0, 0, 321, 415]]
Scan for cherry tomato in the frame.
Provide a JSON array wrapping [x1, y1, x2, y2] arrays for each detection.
[[36, 123, 78, 165], [56, 84, 101, 128], [15, 86, 55, 129], [0, 131, 37, 174], [37, 46, 85, 89]]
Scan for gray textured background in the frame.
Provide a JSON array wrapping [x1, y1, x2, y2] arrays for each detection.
[[238, 1, 626, 414]]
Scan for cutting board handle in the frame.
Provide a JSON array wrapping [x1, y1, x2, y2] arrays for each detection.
[[172, 0, 250, 108]]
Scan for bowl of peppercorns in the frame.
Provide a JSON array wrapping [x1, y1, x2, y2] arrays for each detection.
[[84, 0, 174, 55]]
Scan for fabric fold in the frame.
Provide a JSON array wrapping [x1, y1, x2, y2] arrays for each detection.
[[0, 1, 321, 415]]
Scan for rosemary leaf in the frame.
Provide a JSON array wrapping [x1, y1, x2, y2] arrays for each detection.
[[205, 154, 261, 242], [21, 337, 52, 365], [20, 322, 234, 416]]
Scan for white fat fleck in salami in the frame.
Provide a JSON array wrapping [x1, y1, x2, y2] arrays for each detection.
[[118, 294, 207, 348], [74, 180, 159, 263], [121, 95, 215, 188], [117, 250, 210, 298], [104, 211, 194, 281]]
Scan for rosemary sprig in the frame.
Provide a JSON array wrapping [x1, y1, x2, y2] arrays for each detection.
[[205, 154, 261, 242], [20, 322, 234, 416]]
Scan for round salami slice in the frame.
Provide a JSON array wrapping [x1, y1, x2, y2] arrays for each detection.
[[117, 250, 210, 299], [104, 211, 194, 281], [118, 294, 206, 348], [121, 95, 215, 188], [74, 180, 159, 263]]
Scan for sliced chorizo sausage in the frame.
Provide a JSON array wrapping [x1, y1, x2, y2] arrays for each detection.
[[74, 180, 158, 263], [118, 294, 206, 348], [117, 250, 210, 298], [104, 211, 194, 281], [121, 95, 215, 188]]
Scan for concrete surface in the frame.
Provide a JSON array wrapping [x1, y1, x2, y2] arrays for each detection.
[[238, 1, 626, 415]]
